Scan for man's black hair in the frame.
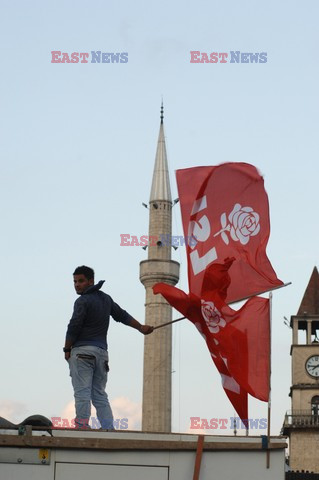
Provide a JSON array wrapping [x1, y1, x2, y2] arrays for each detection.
[[73, 266, 95, 280]]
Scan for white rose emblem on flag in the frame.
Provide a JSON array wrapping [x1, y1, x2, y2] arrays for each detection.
[[201, 300, 226, 334], [214, 203, 260, 246]]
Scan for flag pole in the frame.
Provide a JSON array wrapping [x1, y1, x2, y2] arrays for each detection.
[[153, 283, 291, 330], [153, 316, 186, 330], [266, 291, 272, 468], [228, 282, 291, 306]]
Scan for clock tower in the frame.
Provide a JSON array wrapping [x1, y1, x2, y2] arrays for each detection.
[[283, 266, 319, 473]]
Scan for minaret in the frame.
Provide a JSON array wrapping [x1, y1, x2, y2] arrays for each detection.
[[140, 104, 180, 432]]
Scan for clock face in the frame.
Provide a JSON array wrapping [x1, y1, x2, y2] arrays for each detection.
[[305, 356, 319, 378]]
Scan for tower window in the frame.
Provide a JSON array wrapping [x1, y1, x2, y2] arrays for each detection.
[[311, 396, 319, 416]]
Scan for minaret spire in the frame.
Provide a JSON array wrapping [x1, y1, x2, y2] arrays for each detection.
[[149, 102, 171, 203], [140, 105, 180, 432]]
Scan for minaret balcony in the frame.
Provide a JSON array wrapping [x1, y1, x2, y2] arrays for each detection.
[[140, 259, 180, 287]]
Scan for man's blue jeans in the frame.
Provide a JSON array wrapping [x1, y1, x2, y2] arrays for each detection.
[[69, 345, 114, 429]]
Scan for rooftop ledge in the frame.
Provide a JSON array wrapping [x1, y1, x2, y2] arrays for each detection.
[[0, 429, 287, 451]]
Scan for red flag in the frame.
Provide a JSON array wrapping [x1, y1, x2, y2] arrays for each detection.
[[153, 282, 249, 423], [176, 163, 283, 303], [215, 296, 270, 401], [153, 280, 270, 421]]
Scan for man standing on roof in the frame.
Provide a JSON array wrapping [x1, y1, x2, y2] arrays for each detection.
[[64, 265, 154, 429]]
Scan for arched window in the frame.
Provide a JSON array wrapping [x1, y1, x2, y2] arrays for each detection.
[[311, 396, 319, 416]]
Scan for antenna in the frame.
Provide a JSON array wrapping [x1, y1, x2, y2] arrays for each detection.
[[283, 316, 291, 328]]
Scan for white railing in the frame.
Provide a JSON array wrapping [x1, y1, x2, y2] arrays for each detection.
[[284, 411, 319, 427]]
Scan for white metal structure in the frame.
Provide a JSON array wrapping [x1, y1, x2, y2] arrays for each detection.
[[0, 428, 287, 480]]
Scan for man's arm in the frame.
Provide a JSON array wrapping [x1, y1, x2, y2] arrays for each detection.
[[109, 297, 153, 334], [129, 318, 154, 335]]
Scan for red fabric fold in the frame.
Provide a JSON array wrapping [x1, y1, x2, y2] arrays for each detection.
[[176, 163, 283, 303]]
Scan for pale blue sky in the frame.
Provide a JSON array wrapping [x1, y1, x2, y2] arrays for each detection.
[[0, 0, 318, 435]]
